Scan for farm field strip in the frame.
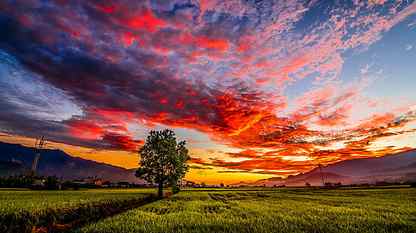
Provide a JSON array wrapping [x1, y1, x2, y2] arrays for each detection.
[[75, 188, 416, 233], [0, 189, 155, 233], [0, 188, 153, 213]]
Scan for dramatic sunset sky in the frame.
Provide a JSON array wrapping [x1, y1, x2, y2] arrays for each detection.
[[0, 0, 415, 184]]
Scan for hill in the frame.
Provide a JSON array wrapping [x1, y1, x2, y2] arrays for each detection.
[[247, 150, 416, 187], [0, 141, 141, 183]]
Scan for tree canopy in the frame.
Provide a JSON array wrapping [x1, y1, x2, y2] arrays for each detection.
[[136, 129, 189, 197]]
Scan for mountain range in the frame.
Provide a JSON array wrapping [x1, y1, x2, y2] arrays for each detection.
[[237, 150, 416, 187], [1, 141, 415, 186], [0, 141, 141, 183]]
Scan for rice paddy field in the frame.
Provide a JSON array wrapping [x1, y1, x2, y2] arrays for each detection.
[[76, 188, 416, 233], [1, 187, 416, 233], [0, 188, 153, 213], [0, 188, 155, 233]]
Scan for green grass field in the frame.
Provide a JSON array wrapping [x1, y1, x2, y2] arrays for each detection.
[[0, 188, 154, 233], [76, 188, 416, 233], [1, 187, 415, 233], [0, 188, 153, 214]]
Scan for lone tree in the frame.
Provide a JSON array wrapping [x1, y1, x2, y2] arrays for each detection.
[[136, 129, 190, 198]]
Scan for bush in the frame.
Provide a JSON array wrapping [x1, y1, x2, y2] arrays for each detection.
[[0, 176, 34, 188], [172, 184, 180, 194], [44, 176, 59, 190]]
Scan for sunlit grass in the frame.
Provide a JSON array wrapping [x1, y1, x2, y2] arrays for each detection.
[[0, 188, 155, 232], [0, 188, 153, 214], [76, 188, 416, 233]]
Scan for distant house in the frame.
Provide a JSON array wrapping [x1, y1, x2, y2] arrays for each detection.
[[72, 177, 103, 187], [94, 179, 103, 186], [181, 180, 197, 188]]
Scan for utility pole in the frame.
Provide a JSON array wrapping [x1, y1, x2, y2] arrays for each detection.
[[31, 136, 45, 176], [318, 164, 325, 187]]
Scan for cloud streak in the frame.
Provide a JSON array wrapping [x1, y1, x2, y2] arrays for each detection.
[[0, 0, 415, 177]]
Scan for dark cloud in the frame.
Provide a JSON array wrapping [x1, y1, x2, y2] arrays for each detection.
[[0, 0, 415, 175]]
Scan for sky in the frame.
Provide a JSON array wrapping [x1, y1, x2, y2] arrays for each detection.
[[0, 0, 415, 184]]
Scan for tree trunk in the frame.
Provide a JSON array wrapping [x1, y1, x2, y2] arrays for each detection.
[[158, 182, 163, 198]]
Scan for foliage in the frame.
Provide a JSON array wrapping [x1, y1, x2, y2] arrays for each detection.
[[136, 129, 190, 197], [44, 176, 59, 190], [0, 176, 34, 188], [77, 188, 416, 233]]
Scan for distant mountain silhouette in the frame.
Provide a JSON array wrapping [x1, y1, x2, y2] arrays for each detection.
[[0, 141, 142, 183], [243, 150, 416, 187], [0, 159, 25, 176]]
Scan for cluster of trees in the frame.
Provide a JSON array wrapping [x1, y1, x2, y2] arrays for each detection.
[[136, 129, 190, 198], [0, 175, 34, 188], [0, 175, 155, 190], [0, 175, 60, 189]]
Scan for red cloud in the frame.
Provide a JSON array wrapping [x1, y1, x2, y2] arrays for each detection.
[[121, 32, 138, 47], [102, 133, 143, 152], [195, 36, 230, 51], [357, 113, 396, 130], [68, 119, 104, 140], [208, 157, 313, 175], [227, 149, 263, 159], [125, 9, 166, 32], [95, 3, 117, 14], [1, 0, 415, 178]]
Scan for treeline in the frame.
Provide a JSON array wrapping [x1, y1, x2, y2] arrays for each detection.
[[0, 175, 34, 188], [0, 175, 149, 190], [0, 175, 61, 190]]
